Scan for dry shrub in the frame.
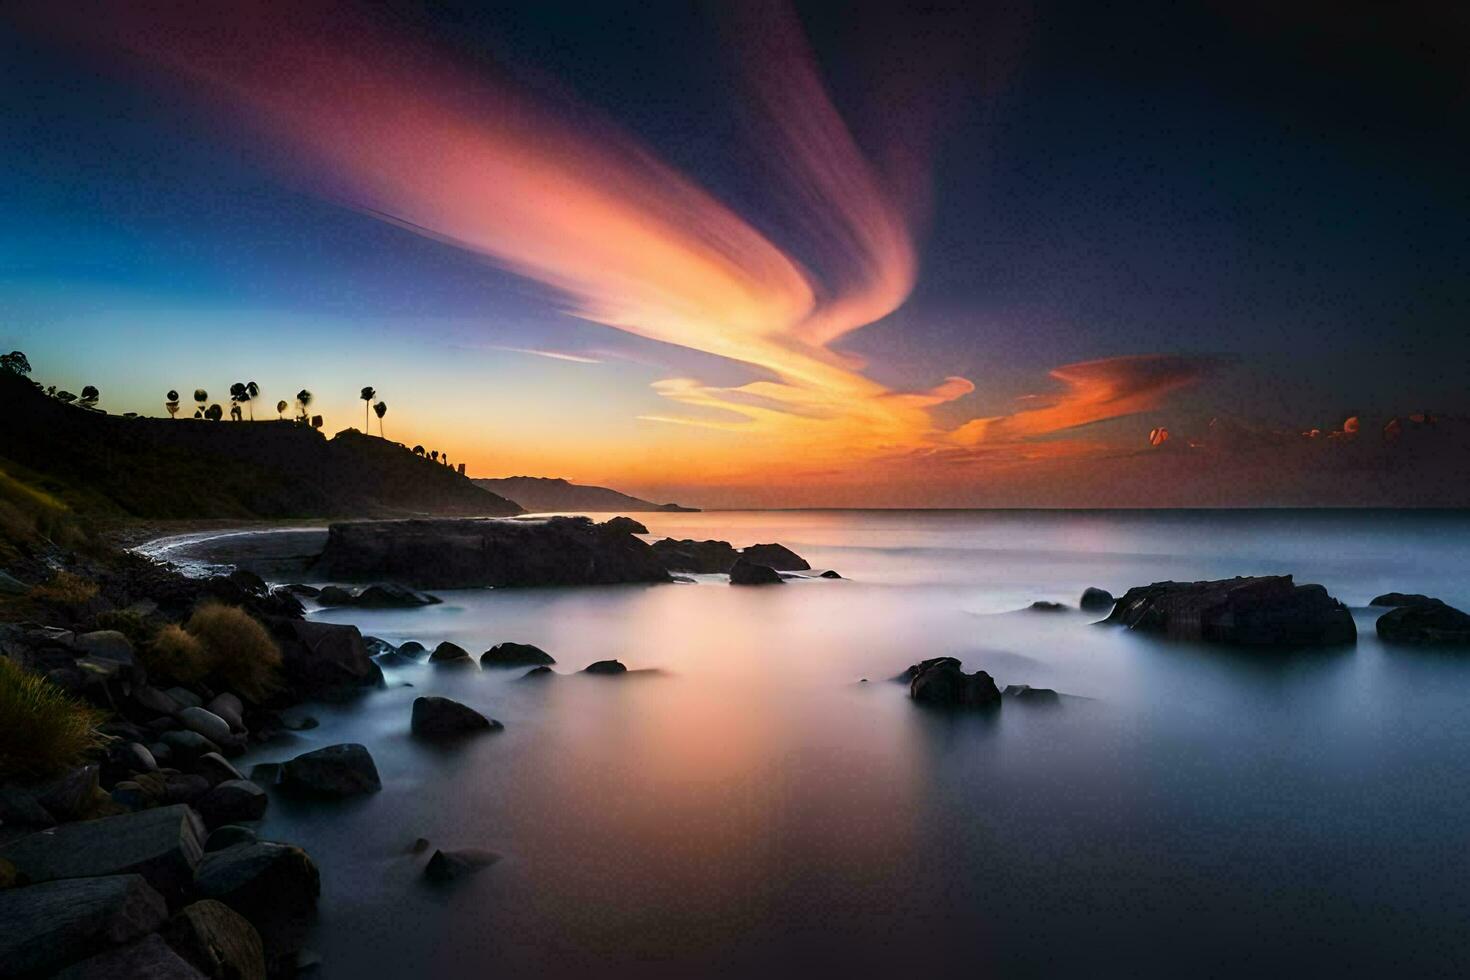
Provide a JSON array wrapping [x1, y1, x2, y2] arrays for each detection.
[[185, 603, 282, 701], [28, 570, 99, 605], [144, 623, 211, 686], [0, 655, 106, 781]]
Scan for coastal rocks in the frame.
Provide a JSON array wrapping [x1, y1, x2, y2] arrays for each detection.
[[196, 780, 269, 828], [264, 618, 383, 699], [908, 658, 1002, 708], [55, 932, 206, 979], [729, 557, 783, 586], [602, 516, 649, 535], [423, 848, 500, 883], [313, 516, 671, 589], [204, 825, 258, 852], [194, 841, 320, 964], [481, 641, 555, 667], [317, 583, 442, 608], [0, 804, 206, 899], [584, 659, 627, 675], [410, 697, 502, 738], [160, 899, 267, 980], [430, 641, 475, 667], [206, 693, 246, 733], [521, 666, 554, 679], [1003, 684, 1061, 706], [1376, 600, 1470, 645], [227, 569, 268, 596], [1028, 600, 1066, 612], [281, 744, 381, 798], [1370, 592, 1441, 608], [742, 543, 810, 571], [1080, 587, 1115, 611], [193, 752, 243, 787], [398, 641, 427, 658], [177, 706, 234, 745], [316, 585, 355, 607], [819, 570, 843, 579], [648, 538, 740, 573], [0, 874, 168, 976], [161, 730, 222, 766], [1102, 575, 1357, 647]]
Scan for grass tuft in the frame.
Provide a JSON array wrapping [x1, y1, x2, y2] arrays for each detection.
[[0, 655, 106, 782], [28, 570, 99, 605], [144, 623, 212, 686], [184, 603, 282, 702]]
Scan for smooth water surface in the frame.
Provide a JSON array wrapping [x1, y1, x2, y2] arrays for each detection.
[[243, 510, 1470, 977]]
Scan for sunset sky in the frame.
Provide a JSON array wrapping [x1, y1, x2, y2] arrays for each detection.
[[3, 1, 1467, 507]]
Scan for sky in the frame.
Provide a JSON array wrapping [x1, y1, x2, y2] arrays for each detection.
[[2, 1, 1467, 507]]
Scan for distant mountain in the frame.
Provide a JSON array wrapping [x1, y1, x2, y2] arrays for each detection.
[[474, 476, 697, 514], [0, 370, 521, 520]]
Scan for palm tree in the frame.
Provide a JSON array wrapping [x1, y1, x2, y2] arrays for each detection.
[[276, 399, 288, 419], [373, 400, 387, 437], [79, 385, 99, 409], [296, 389, 313, 423], [360, 386, 376, 431], [194, 389, 208, 418], [246, 381, 259, 419], [166, 390, 180, 419], [228, 382, 246, 419]]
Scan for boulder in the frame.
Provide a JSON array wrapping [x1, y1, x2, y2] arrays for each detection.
[[1103, 575, 1357, 647], [1003, 684, 1062, 706], [284, 584, 320, 598], [31, 764, 104, 822], [0, 788, 55, 828], [649, 538, 740, 573], [165, 774, 213, 806], [411, 697, 501, 738], [73, 630, 136, 665], [0, 803, 205, 898], [583, 659, 627, 675], [162, 730, 222, 765], [204, 825, 258, 852], [315, 585, 355, 606], [161, 899, 267, 980], [423, 848, 501, 883], [521, 665, 554, 679], [197, 781, 269, 828], [1376, 600, 1470, 645], [281, 743, 381, 798], [398, 641, 428, 658], [134, 685, 183, 717], [1028, 601, 1066, 612], [56, 932, 206, 979], [178, 706, 234, 744], [264, 617, 383, 699], [227, 569, 268, 596], [729, 557, 783, 586], [1370, 592, 1442, 608], [206, 693, 246, 732], [166, 686, 205, 709], [193, 752, 243, 787], [909, 659, 1002, 708], [602, 516, 649, 535], [893, 656, 960, 684], [819, 570, 843, 579], [123, 741, 160, 773], [313, 516, 672, 588], [480, 641, 556, 667], [194, 842, 320, 964], [741, 543, 810, 571], [375, 650, 420, 670], [267, 587, 306, 616], [352, 583, 442, 607], [1079, 587, 1115, 612], [430, 641, 475, 667], [0, 874, 168, 976]]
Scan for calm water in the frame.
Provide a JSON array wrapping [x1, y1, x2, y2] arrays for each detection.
[[240, 510, 1470, 978]]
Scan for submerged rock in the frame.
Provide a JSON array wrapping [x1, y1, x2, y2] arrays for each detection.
[[429, 641, 475, 667], [729, 557, 783, 586], [521, 665, 555, 679], [423, 848, 501, 883], [1003, 684, 1062, 706], [741, 543, 810, 571], [315, 585, 355, 607], [352, 583, 442, 608], [1028, 601, 1066, 612], [649, 538, 740, 573], [583, 659, 627, 675], [398, 641, 428, 659], [909, 659, 1002, 708], [819, 570, 843, 579], [0, 875, 169, 977], [281, 744, 381, 798], [1079, 587, 1115, 611], [1103, 575, 1356, 647], [480, 641, 556, 667], [1376, 600, 1470, 645], [410, 697, 502, 738]]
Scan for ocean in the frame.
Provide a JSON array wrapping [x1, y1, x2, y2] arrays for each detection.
[[230, 509, 1470, 977]]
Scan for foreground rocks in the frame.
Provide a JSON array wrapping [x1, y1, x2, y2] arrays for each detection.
[[0, 803, 206, 899], [1376, 599, 1470, 645], [907, 657, 1002, 707], [315, 582, 443, 608], [264, 617, 384, 699], [194, 840, 320, 968], [0, 873, 168, 976], [281, 743, 382, 798], [1102, 575, 1356, 647], [411, 696, 502, 738], [649, 538, 819, 576], [160, 900, 266, 980]]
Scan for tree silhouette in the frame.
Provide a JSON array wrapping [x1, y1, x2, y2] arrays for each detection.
[[360, 386, 376, 431], [373, 400, 387, 437], [194, 389, 208, 418], [430, 450, 439, 463], [79, 385, 99, 409], [296, 389, 313, 423], [0, 351, 30, 375], [412, 445, 424, 456], [276, 399, 288, 419], [230, 404, 243, 421], [55, 390, 77, 404], [228, 382, 246, 419], [246, 381, 259, 419], [310, 415, 323, 430], [205, 403, 224, 422], [166, 389, 180, 419]]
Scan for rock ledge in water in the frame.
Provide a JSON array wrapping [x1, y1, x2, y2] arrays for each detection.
[[1079, 587, 1115, 611], [411, 697, 502, 738], [1376, 600, 1470, 645], [907, 657, 1002, 708], [1102, 575, 1356, 647]]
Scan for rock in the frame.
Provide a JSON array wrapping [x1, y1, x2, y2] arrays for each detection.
[[411, 697, 502, 738], [197, 780, 269, 828], [1376, 600, 1470, 645], [0, 788, 56, 828], [909, 659, 1002, 708], [1028, 600, 1066, 612], [429, 641, 475, 667], [268, 587, 307, 616], [314, 516, 672, 588], [248, 763, 283, 788], [1370, 592, 1442, 608], [361, 635, 396, 657], [161, 899, 267, 980], [281, 743, 381, 798], [194, 842, 320, 964], [423, 848, 500, 883], [193, 752, 243, 786], [0, 569, 29, 594], [284, 584, 320, 598], [56, 932, 207, 979], [521, 665, 554, 679], [279, 712, 318, 731], [206, 693, 246, 733], [162, 730, 222, 766], [165, 774, 213, 805], [352, 583, 442, 607], [166, 686, 205, 710], [1079, 587, 1115, 611], [178, 706, 234, 744], [32, 764, 104, 822], [111, 781, 149, 811], [729, 557, 783, 586], [583, 659, 627, 675], [1003, 684, 1062, 706], [0, 804, 206, 898], [315, 585, 355, 606], [74, 629, 135, 665], [741, 543, 811, 571], [374, 651, 420, 669], [649, 538, 740, 573], [602, 516, 649, 535], [264, 618, 383, 699], [227, 569, 268, 596], [480, 641, 556, 667], [1103, 575, 1357, 647], [134, 685, 183, 717], [819, 570, 843, 579], [204, 825, 258, 852], [410, 837, 431, 853], [893, 656, 961, 684], [0, 874, 168, 976], [398, 641, 427, 658]]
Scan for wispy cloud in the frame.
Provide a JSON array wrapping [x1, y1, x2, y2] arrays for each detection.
[[493, 347, 602, 364]]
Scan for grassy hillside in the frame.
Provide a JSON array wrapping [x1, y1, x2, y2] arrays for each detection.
[[0, 370, 520, 521]]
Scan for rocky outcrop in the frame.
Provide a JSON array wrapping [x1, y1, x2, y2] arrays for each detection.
[[0, 803, 206, 899], [280, 744, 381, 798], [481, 642, 555, 667], [1376, 600, 1470, 645], [430, 641, 475, 667], [193, 841, 320, 967], [264, 618, 383, 699], [1102, 575, 1356, 647], [602, 516, 649, 535], [1079, 587, 1115, 611], [908, 658, 1002, 708], [410, 697, 502, 738], [1370, 592, 1441, 608], [741, 543, 810, 571], [584, 659, 627, 675], [0, 874, 168, 976], [313, 516, 671, 589], [729, 557, 783, 585], [648, 538, 740, 573]]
